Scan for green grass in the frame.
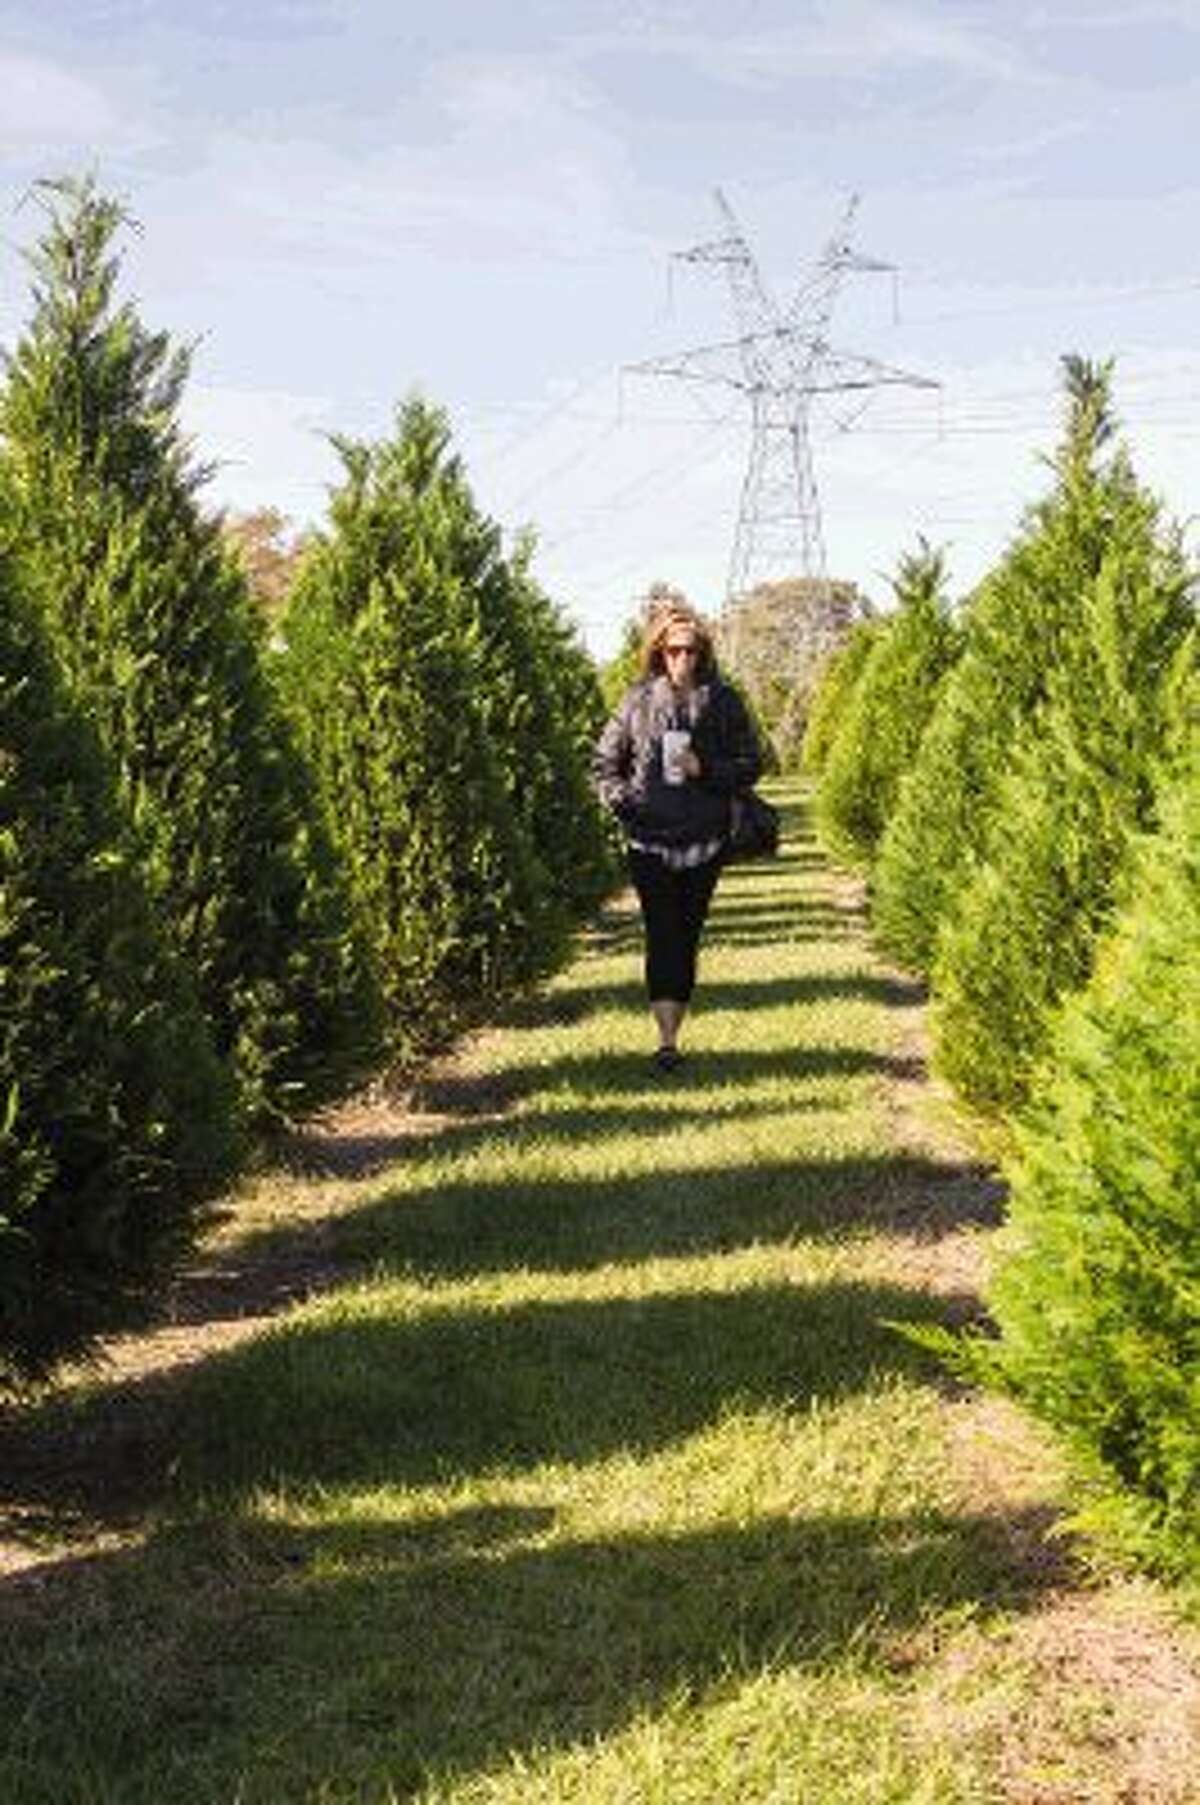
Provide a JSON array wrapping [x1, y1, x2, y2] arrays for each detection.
[[1, 785, 1192, 1802]]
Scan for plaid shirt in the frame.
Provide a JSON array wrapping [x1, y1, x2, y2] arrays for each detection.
[[628, 835, 724, 870]]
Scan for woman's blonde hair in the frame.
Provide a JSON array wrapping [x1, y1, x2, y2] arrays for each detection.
[[639, 596, 717, 682]]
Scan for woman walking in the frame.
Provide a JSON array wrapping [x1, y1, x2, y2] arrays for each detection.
[[594, 598, 761, 1070]]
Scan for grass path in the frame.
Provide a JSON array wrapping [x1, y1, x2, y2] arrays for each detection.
[[1, 784, 1197, 1802]]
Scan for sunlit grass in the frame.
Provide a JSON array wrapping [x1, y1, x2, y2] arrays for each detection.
[[2, 783, 1185, 1803]]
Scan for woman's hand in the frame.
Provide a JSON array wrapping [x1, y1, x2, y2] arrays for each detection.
[[680, 749, 702, 780]]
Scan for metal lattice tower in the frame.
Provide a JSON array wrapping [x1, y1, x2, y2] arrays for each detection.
[[629, 190, 939, 606]]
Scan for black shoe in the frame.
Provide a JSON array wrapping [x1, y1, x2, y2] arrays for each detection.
[[653, 1046, 685, 1072]]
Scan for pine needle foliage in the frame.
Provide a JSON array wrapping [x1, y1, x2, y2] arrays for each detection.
[[0, 546, 237, 1378], [814, 540, 961, 870], [987, 734, 1200, 1574], [0, 176, 380, 1123], [444, 511, 617, 921], [932, 506, 1195, 1116], [280, 401, 576, 1049], [600, 614, 646, 713], [799, 617, 883, 776], [872, 357, 1131, 975]]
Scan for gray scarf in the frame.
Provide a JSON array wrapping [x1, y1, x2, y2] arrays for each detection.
[[649, 674, 711, 731]]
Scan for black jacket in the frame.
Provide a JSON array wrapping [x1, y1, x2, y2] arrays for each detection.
[[593, 674, 761, 849]]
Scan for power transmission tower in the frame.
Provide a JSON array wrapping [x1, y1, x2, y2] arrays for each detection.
[[628, 190, 939, 610]]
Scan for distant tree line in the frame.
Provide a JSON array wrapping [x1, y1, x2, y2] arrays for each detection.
[[0, 177, 618, 1379], [718, 575, 870, 770], [801, 357, 1197, 1577]]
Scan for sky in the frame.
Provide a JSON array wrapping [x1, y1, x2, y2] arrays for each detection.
[[2, 0, 1199, 657]]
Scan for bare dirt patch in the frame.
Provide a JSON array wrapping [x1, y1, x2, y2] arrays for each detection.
[[914, 1585, 1200, 1804]]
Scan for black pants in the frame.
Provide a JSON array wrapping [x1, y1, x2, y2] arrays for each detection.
[[629, 849, 723, 1004]]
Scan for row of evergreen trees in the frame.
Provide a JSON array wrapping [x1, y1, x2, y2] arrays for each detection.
[[804, 357, 1197, 1574], [0, 178, 616, 1379]]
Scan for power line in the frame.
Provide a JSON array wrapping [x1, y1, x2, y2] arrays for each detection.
[[625, 189, 939, 603], [895, 274, 1200, 328]]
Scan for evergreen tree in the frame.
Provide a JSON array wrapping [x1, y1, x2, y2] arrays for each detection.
[[432, 471, 616, 923], [799, 616, 883, 777], [600, 613, 645, 713], [873, 357, 1128, 975], [0, 176, 380, 1122], [815, 540, 960, 869], [501, 538, 620, 914], [0, 544, 236, 1377], [987, 729, 1199, 1572], [932, 503, 1195, 1115], [280, 403, 558, 1046]]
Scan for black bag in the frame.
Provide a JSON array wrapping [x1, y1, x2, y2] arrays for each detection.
[[727, 789, 780, 861]]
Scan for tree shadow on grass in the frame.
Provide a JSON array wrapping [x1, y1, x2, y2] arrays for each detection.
[[169, 1275, 974, 1498], [705, 892, 845, 919], [701, 905, 862, 948], [0, 1493, 1067, 1802], [579, 904, 643, 958], [701, 970, 925, 1011], [1, 1273, 972, 1530], [566, 855, 858, 963], [405, 1040, 923, 1121], [507, 970, 924, 1034], [720, 850, 829, 886], [144, 1087, 1001, 1359], [704, 924, 858, 949], [279, 1038, 930, 1184], [287, 1091, 836, 1183], [705, 896, 854, 929], [239, 1097, 1003, 1327], [327, 1145, 1002, 1290]]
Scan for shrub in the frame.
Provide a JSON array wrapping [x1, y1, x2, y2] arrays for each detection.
[[815, 540, 960, 869], [0, 548, 237, 1377], [873, 357, 1131, 975], [0, 176, 380, 1122], [987, 732, 1200, 1574]]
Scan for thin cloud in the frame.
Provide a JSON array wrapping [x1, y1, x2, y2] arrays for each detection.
[[572, 2, 1039, 90], [177, 49, 647, 273], [1024, 1, 1200, 26], [0, 48, 121, 145], [970, 117, 1093, 162], [425, 48, 602, 132], [185, 131, 626, 267]]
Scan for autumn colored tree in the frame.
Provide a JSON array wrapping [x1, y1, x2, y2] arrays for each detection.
[[222, 506, 313, 617], [721, 575, 868, 769]]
